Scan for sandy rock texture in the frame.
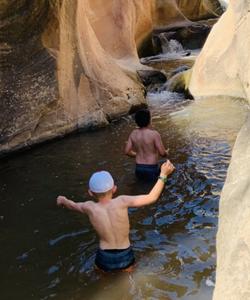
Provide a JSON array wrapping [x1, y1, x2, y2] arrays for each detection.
[[189, 1, 250, 299], [189, 1, 250, 100], [0, 0, 222, 155], [0, 0, 152, 154], [155, 0, 223, 26], [214, 117, 250, 300]]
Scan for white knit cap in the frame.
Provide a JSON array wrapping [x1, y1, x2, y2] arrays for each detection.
[[89, 171, 114, 193]]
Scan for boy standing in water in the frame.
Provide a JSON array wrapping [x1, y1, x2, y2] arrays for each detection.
[[125, 109, 169, 181], [57, 160, 175, 272]]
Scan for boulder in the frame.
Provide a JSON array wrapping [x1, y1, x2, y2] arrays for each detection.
[[189, 1, 250, 299], [189, 2, 250, 101], [137, 69, 167, 86], [167, 69, 194, 98], [214, 117, 250, 300], [153, 22, 213, 51]]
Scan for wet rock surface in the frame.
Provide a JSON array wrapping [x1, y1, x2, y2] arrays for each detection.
[[137, 69, 167, 86]]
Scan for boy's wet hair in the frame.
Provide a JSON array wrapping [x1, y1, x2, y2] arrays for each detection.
[[135, 109, 151, 128]]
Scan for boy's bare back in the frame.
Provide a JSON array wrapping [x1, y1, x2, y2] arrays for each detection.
[[57, 160, 174, 251], [82, 198, 130, 250], [127, 128, 167, 164]]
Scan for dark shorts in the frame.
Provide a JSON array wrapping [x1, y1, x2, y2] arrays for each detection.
[[95, 246, 135, 272], [135, 164, 160, 182]]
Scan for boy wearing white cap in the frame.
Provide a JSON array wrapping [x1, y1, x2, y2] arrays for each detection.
[[57, 160, 175, 272]]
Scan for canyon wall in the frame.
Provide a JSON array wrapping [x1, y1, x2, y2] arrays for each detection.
[[189, 1, 250, 299], [155, 0, 223, 26], [0, 0, 152, 154], [0, 0, 222, 155]]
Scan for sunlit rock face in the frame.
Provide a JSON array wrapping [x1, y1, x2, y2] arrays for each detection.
[[189, 1, 250, 299], [189, 1, 250, 100], [0, 0, 223, 155], [0, 0, 152, 154], [53, 0, 153, 134], [214, 117, 250, 300]]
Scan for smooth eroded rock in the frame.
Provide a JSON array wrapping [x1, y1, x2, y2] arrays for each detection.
[[0, 0, 224, 155], [189, 1, 250, 299]]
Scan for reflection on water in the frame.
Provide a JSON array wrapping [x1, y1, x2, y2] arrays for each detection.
[[0, 92, 248, 300]]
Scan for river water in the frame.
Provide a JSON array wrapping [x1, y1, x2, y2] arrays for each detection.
[[0, 85, 248, 299]]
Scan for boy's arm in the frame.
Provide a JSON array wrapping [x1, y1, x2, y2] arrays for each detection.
[[121, 160, 175, 208], [57, 196, 92, 213], [124, 134, 136, 157], [154, 132, 168, 157]]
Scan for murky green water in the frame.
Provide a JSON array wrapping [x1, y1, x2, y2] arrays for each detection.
[[0, 93, 248, 300]]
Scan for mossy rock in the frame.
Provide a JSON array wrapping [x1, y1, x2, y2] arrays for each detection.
[[167, 69, 193, 99]]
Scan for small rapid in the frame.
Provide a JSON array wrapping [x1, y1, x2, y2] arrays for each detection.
[[140, 39, 200, 64]]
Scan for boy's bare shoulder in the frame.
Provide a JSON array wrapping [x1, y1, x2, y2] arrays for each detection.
[[112, 195, 125, 203], [130, 128, 139, 134], [112, 195, 129, 207], [130, 128, 161, 138], [148, 128, 161, 136], [83, 200, 96, 210], [129, 128, 139, 137]]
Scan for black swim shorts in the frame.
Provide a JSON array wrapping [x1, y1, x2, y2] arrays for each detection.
[[135, 163, 160, 182], [95, 246, 135, 272]]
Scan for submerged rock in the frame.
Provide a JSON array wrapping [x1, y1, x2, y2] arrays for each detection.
[[137, 70, 167, 86], [167, 70, 194, 99]]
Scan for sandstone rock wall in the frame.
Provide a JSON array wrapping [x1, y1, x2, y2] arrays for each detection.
[[0, 0, 58, 152], [0, 0, 223, 155], [0, 0, 151, 155], [189, 1, 250, 100], [189, 1, 250, 299], [155, 0, 223, 27], [214, 116, 250, 300]]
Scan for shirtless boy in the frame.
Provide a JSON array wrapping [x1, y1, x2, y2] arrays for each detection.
[[125, 109, 169, 181], [57, 160, 175, 272]]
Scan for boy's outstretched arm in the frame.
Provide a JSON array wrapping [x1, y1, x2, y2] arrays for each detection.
[[124, 135, 136, 157], [121, 160, 175, 208], [57, 196, 92, 213]]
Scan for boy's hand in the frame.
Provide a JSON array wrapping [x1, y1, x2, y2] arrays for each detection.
[[57, 196, 67, 206], [160, 160, 175, 176]]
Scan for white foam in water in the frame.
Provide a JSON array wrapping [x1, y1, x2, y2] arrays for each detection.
[[147, 90, 189, 114], [140, 38, 200, 63], [147, 90, 184, 104], [206, 278, 215, 287], [160, 38, 184, 54], [140, 50, 200, 63], [219, 0, 228, 9]]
